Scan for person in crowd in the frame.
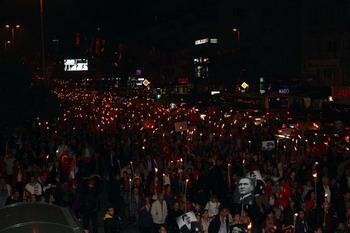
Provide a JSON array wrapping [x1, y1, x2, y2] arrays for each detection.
[[0, 176, 11, 207], [205, 195, 220, 219], [208, 205, 229, 233], [139, 197, 153, 233], [166, 202, 183, 233], [201, 209, 211, 233], [129, 186, 141, 225], [151, 193, 168, 232], [295, 210, 309, 233], [80, 179, 100, 233], [5, 188, 21, 205], [104, 206, 122, 233], [23, 175, 42, 201]]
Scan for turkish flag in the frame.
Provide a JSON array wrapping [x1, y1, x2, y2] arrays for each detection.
[[142, 119, 155, 129], [56, 146, 69, 170]]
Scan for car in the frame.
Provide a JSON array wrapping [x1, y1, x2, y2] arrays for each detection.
[[0, 202, 84, 233]]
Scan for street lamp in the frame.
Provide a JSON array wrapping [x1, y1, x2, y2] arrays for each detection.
[[233, 27, 241, 86], [4, 40, 11, 51], [5, 24, 20, 48], [232, 27, 240, 50], [40, 0, 46, 82]]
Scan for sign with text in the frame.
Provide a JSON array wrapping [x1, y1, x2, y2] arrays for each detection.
[[332, 86, 350, 100]]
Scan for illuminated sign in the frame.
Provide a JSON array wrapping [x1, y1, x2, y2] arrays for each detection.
[[332, 86, 350, 100], [136, 78, 144, 86], [195, 38, 218, 45], [241, 82, 249, 89], [278, 89, 290, 94], [178, 78, 188, 84], [211, 91, 220, 95], [64, 59, 88, 71], [195, 38, 209, 45], [143, 79, 150, 86]]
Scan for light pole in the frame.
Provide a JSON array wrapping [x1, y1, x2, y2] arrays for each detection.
[[4, 40, 11, 51], [232, 28, 240, 50], [233, 27, 241, 86], [5, 24, 20, 48], [40, 0, 46, 82]]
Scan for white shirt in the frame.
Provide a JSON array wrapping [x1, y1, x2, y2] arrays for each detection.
[[323, 185, 331, 203], [218, 217, 227, 233]]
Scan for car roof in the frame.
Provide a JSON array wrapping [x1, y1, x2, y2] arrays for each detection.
[[0, 202, 83, 233]]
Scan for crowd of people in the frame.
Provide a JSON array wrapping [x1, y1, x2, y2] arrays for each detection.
[[1, 84, 350, 233]]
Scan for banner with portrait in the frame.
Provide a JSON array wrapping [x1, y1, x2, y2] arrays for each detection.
[[245, 170, 265, 196], [234, 177, 256, 205], [262, 140, 276, 160], [176, 211, 199, 233], [230, 224, 248, 233]]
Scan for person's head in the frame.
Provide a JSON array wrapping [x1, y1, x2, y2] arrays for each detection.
[[234, 213, 240, 221], [195, 213, 201, 222], [158, 193, 164, 202], [106, 207, 115, 216], [159, 225, 167, 233], [173, 202, 179, 211], [238, 178, 254, 195], [133, 187, 139, 195], [123, 171, 128, 178], [165, 184, 171, 193], [143, 197, 150, 206], [88, 179, 96, 188], [29, 176, 36, 184], [219, 205, 229, 218], [39, 195, 46, 203], [345, 191, 350, 201], [314, 227, 323, 233], [182, 214, 191, 226], [298, 210, 305, 219], [322, 176, 329, 186], [12, 189, 19, 199], [202, 209, 209, 218], [30, 194, 37, 202], [266, 209, 274, 218], [210, 195, 218, 203]]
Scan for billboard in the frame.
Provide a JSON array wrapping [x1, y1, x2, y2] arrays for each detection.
[[64, 59, 88, 71]]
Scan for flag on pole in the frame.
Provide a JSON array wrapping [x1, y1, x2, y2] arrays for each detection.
[[56, 144, 69, 170]]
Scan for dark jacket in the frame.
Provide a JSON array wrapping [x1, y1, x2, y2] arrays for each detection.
[[295, 217, 309, 233], [104, 213, 122, 233], [208, 215, 229, 233], [138, 206, 153, 228]]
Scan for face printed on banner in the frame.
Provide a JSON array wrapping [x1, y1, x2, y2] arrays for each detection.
[[234, 177, 256, 205], [238, 178, 254, 195]]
